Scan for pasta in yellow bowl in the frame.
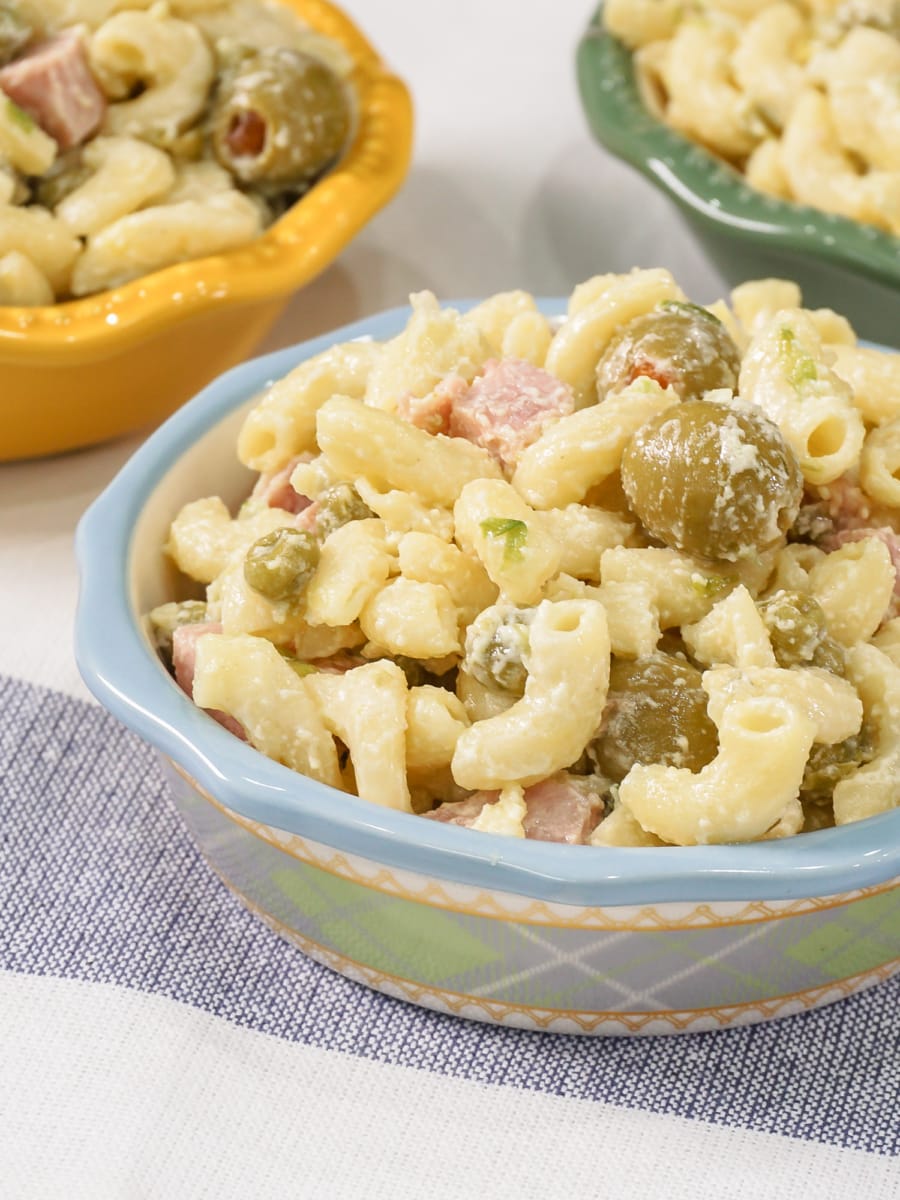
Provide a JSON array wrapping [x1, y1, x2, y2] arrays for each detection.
[[0, 0, 413, 460], [146, 269, 900, 849]]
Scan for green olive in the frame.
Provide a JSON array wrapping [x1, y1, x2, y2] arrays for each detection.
[[243, 527, 320, 600], [621, 399, 804, 561], [593, 652, 718, 782], [315, 483, 374, 540], [211, 47, 351, 190], [596, 302, 742, 404], [148, 599, 208, 661], [0, 4, 31, 67], [801, 726, 877, 800], [758, 589, 845, 674], [464, 604, 533, 696], [34, 150, 91, 211]]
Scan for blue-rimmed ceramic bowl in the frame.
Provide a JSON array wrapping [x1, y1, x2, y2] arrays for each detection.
[[577, 6, 900, 349], [75, 305, 900, 1036]]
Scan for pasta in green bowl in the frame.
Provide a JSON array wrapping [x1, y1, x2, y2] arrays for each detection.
[[577, 2, 900, 348]]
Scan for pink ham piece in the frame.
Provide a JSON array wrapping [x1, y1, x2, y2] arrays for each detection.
[[172, 622, 246, 739], [397, 374, 468, 436], [250, 455, 313, 515], [0, 31, 106, 150], [425, 773, 606, 845], [448, 358, 575, 471]]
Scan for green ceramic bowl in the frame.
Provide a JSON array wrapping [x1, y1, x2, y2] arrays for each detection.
[[576, 7, 900, 349]]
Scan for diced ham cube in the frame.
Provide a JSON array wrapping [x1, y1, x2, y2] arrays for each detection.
[[521, 775, 605, 844], [0, 32, 106, 150], [250, 454, 313, 515], [448, 358, 575, 470], [424, 773, 606, 844], [397, 374, 468, 436], [172, 622, 245, 739]]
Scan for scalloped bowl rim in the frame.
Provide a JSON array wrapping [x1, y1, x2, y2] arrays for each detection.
[[0, 0, 413, 360], [576, 7, 900, 291], [75, 302, 900, 909]]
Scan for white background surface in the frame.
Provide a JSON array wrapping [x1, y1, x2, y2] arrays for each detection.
[[12, 6, 893, 1198], [0, 0, 726, 698]]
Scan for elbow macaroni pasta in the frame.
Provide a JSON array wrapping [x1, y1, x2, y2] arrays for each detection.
[[606, 4, 900, 236], [151, 271, 900, 846], [0, 0, 354, 302]]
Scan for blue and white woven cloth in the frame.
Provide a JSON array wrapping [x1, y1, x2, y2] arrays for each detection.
[[1, 441, 899, 1200]]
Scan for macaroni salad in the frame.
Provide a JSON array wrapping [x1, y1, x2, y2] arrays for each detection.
[[604, 0, 900, 237], [0, 0, 353, 302], [151, 269, 900, 847]]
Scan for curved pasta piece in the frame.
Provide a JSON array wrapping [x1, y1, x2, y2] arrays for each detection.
[[363, 291, 492, 414], [512, 378, 677, 508], [56, 136, 175, 237], [663, 22, 763, 160], [682, 585, 777, 669], [305, 660, 411, 812], [619, 694, 817, 845], [453, 478, 562, 605], [359, 577, 461, 659], [0, 94, 57, 175], [405, 685, 469, 773], [833, 644, 900, 825], [738, 307, 865, 485], [544, 269, 683, 409], [0, 204, 80, 293], [702, 664, 864, 747], [451, 599, 610, 790], [823, 28, 900, 173], [70, 191, 262, 296], [831, 345, 900, 427], [602, 0, 682, 48], [808, 536, 895, 646], [192, 633, 341, 788], [89, 8, 215, 144], [733, 3, 808, 129], [238, 341, 380, 473], [782, 90, 900, 235], [0, 250, 54, 306], [316, 395, 502, 507], [304, 519, 394, 628], [861, 420, 900, 508]]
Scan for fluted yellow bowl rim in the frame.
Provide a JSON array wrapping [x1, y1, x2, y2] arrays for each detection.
[[0, 0, 413, 364]]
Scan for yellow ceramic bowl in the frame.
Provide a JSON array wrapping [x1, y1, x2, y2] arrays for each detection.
[[0, 0, 413, 462]]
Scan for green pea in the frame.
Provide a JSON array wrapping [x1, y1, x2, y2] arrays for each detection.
[[464, 604, 533, 696], [757, 589, 845, 674], [243, 527, 319, 600], [621, 399, 804, 561], [593, 652, 719, 782], [315, 483, 374, 540], [212, 46, 351, 191], [596, 301, 742, 404]]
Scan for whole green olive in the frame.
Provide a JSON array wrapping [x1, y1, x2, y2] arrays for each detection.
[[593, 652, 719, 782], [212, 47, 351, 190], [464, 604, 533, 696], [620, 399, 804, 561], [315, 482, 374, 540], [35, 149, 91, 211], [243, 527, 320, 600], [801, 726, 876, 800], [148, 599, 208, 662], [758, 589, 845, 674], [596, 301, 742, 404]]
